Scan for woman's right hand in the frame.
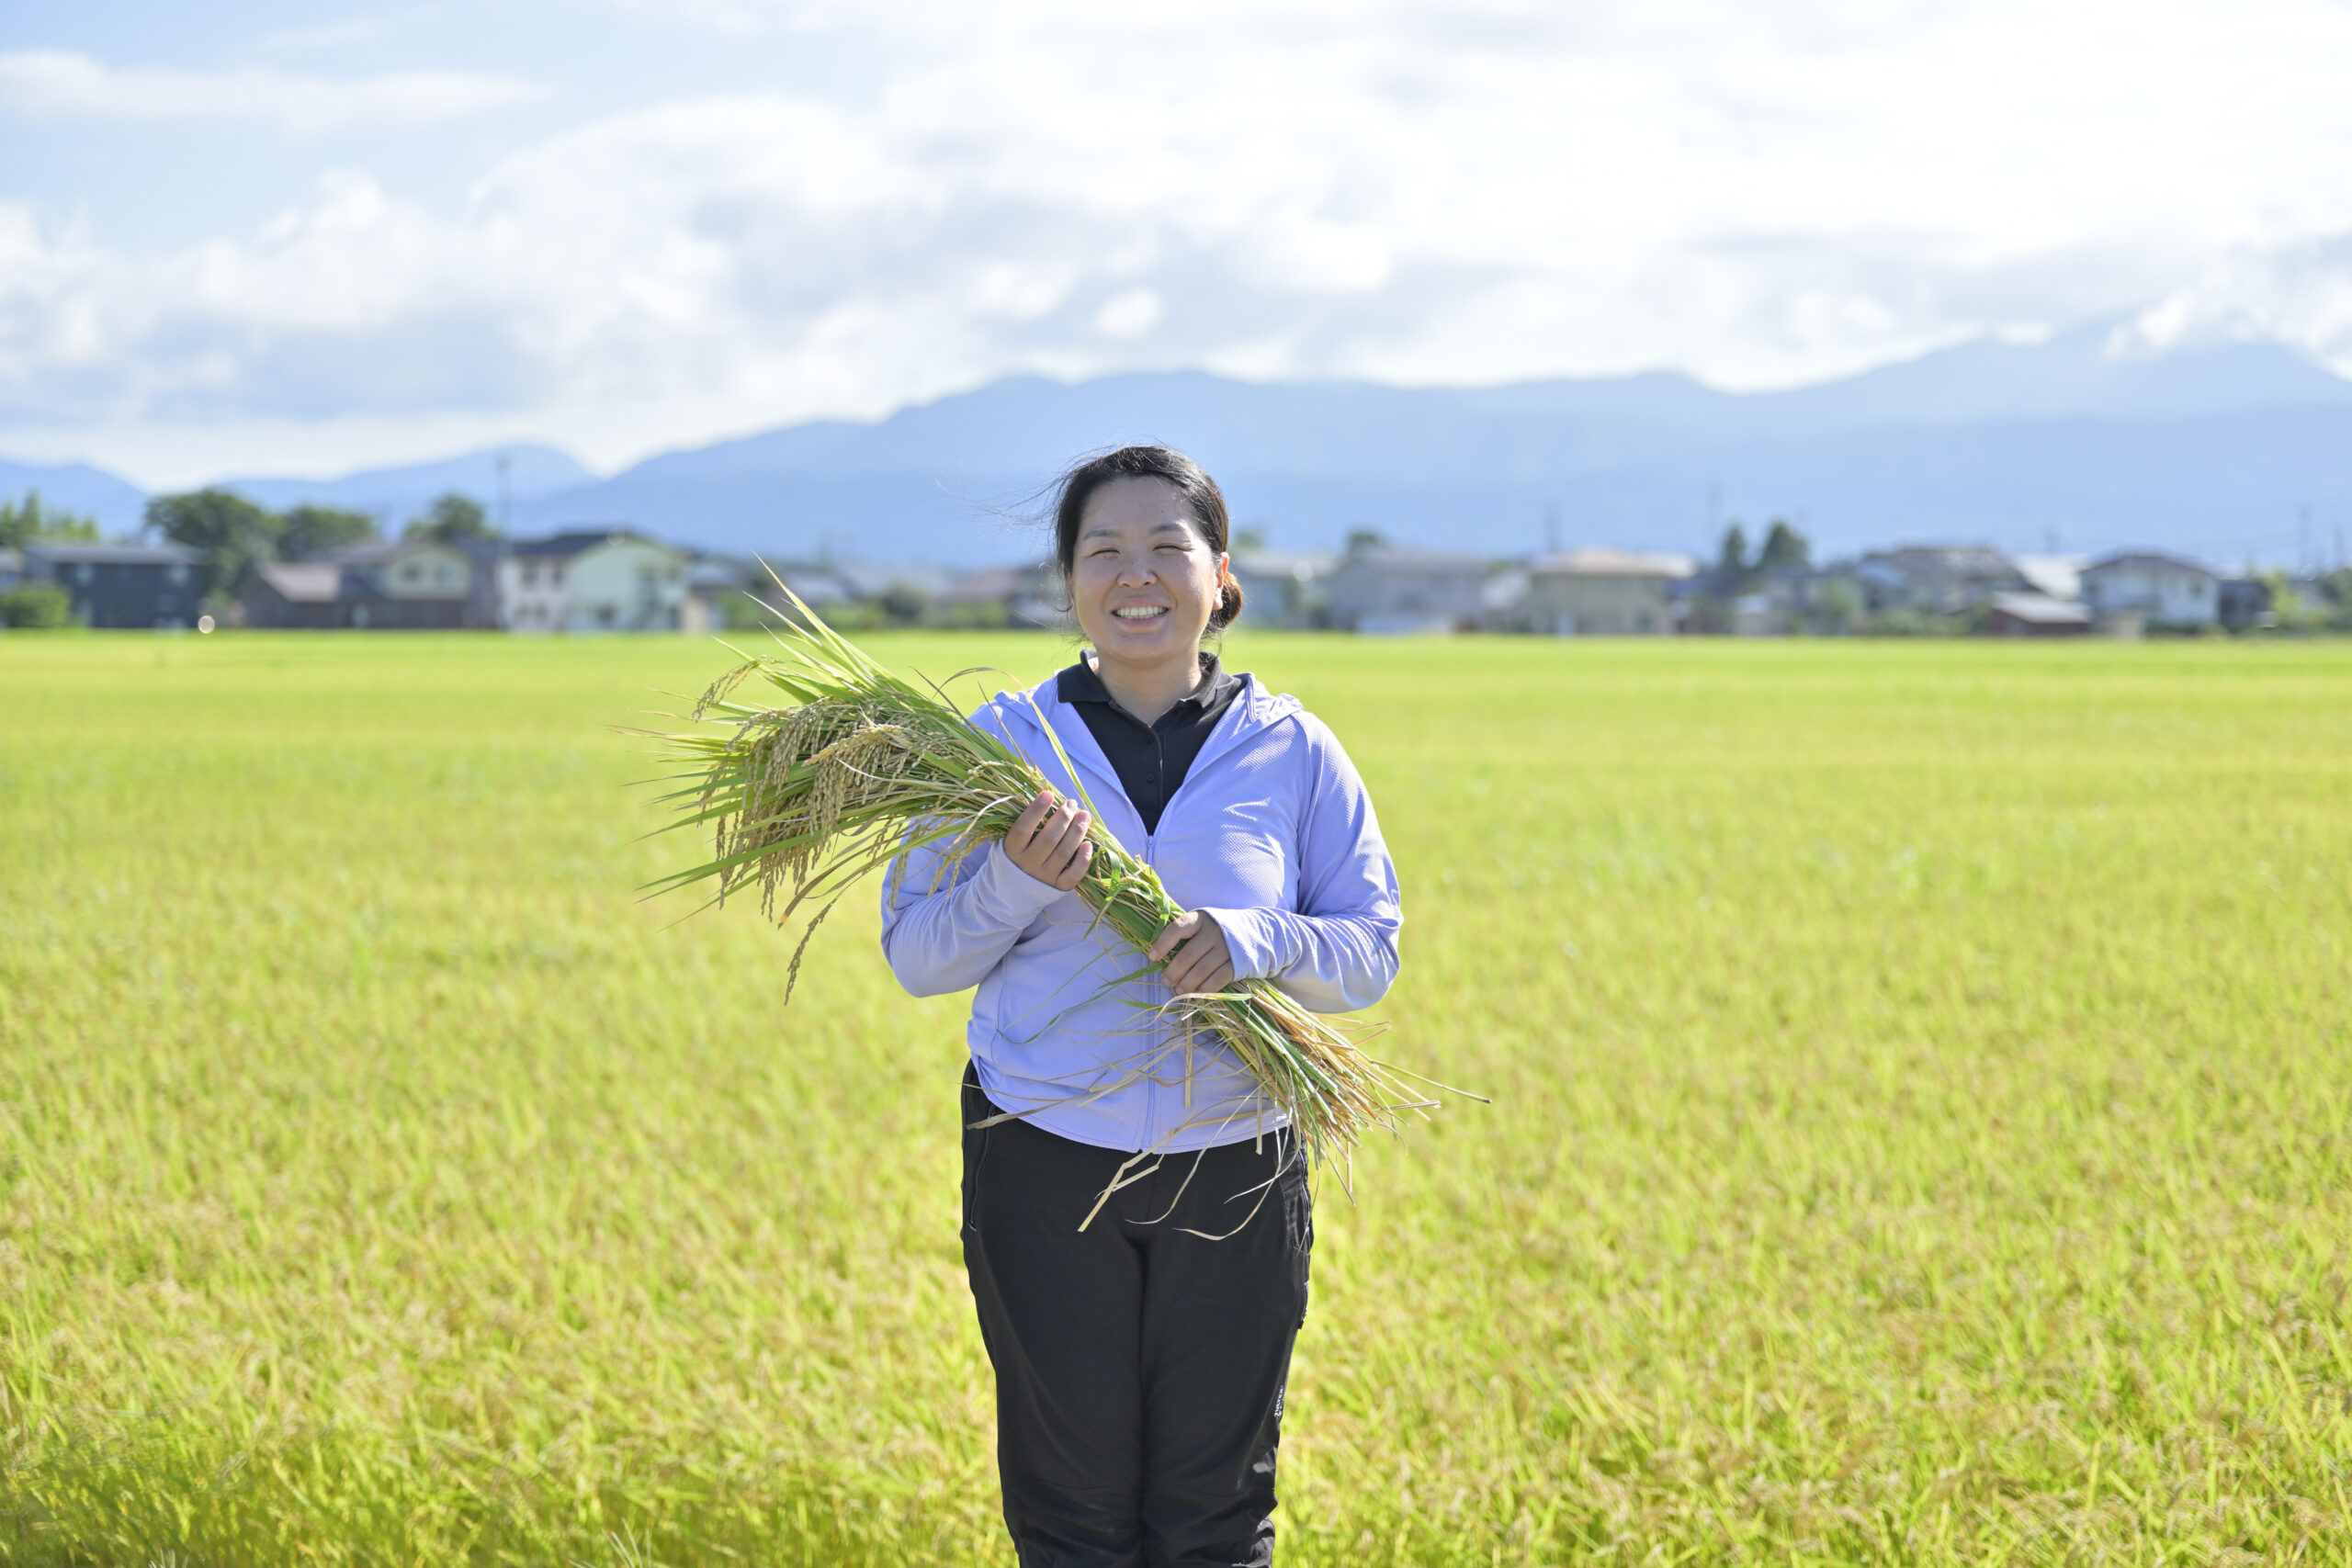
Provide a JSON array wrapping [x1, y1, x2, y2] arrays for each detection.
[[1001, 789, 1094, 891]]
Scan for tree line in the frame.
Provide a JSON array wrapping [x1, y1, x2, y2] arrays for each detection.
[[141, 490, 500, 603]]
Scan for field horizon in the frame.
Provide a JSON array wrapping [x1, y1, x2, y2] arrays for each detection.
[[4, 631, 2348, 1565]]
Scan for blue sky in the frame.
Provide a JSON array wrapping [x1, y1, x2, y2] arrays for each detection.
[[6, 0, 2352, 485]]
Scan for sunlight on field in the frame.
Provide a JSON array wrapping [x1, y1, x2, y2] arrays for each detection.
[[3, 632, 2349, 1565]]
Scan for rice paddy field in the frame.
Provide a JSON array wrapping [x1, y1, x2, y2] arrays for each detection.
[[3, 630, 2349, 1566]]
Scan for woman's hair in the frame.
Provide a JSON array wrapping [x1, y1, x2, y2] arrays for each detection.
[[1050, 445, 1244, 631]]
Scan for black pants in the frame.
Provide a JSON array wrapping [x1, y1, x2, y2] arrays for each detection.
[[961, 1065, 1314, 1568]]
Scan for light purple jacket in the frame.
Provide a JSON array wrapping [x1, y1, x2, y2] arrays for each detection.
[[879, 670, 1401, 1153]]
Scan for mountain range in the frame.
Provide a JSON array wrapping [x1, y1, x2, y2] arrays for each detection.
[[7, 322, 2349, 568]]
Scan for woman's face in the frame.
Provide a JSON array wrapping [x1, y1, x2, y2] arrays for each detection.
[[1068, 476, 1225, 671]]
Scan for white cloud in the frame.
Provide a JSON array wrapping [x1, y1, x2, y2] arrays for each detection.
[[0, 49, 543, 133], [6, 0, 2352, 479], [2122, 235, 2352, 373]]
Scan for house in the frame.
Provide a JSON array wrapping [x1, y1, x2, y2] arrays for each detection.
[[336, 539, 481, 628], [240, 538, 492, 629], [24, 543, 202, 628], [1519, 548, 1693, 635], [2080, 553, 2220, 629], [500, 530, 687, 632], [1983, 592, 2092, 637], [1228, 551, 1335, 630], [2218, 578, 2274, 632], [0, 547, 20, 591], [1854, 545, 2030, 615], [936, 563, 1063, 628], [243, 563, 345, 628], [1325, 547, 1491, 634]]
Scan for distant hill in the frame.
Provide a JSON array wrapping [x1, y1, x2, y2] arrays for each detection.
[[0, 457, 149, 536], [220, 445, 595, 527], [8, 326, 2349, 565], [510, 324, 2351, 564]]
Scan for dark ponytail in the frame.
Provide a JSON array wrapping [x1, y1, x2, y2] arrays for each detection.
[[1051, 445, 1245, 631]]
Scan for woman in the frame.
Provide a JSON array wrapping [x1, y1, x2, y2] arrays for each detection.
[[880, 446, 1401, 1567]]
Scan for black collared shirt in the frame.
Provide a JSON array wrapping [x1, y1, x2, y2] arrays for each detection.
[[1057, 651, 1244, 835]]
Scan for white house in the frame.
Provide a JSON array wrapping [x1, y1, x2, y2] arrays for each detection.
[[1325, 547, 1492, 634], [501, 530, 688, 632], [2080, 553, 2220, 629], [1521, 548, 1695, 635]]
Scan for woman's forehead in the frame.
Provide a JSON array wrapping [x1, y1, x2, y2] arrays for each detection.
[[1080, 476, 1198, 538]]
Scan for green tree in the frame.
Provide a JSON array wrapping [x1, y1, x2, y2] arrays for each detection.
[[404, 492, 498, 545], [0, 491, 103, 548], [1343, 528, 1388, 554], [281, 504, 378, 560], [1716, 523, 1751, 577], [0, 581, 74, 628], [1757, 518, 1810, 572], [144, 489, 281, 597]]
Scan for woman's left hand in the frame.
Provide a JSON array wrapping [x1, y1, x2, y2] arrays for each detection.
[[1149, 910, 1235, 995]]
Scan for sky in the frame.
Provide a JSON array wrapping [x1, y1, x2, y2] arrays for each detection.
[[6, 0, 2352, 487]]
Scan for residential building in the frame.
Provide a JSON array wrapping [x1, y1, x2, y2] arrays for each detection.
[[2080, 553, 2220, 629], [243, 563, 344, 628], [1518, 547, 1693, 635], [24, 543, 202, 628], [936, 563, 1063, 628], [1854, 544, 2030, 615], [336, 539, 480, 628], [240, 538, 492, 629], [1228, 550, 1335, 629], [684, 557, 752, 634], [500, 530, 687, 632], [1325, 547, 1491, 634], [2218, 578, 2274, 632], [0, 547, 20, 591], [1983, 592, 2092, 637]]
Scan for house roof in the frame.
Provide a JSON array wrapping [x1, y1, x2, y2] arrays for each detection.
[[1987, 591, 2092, 626], [1857, 544, 2021, 581], [2013, 553, 2086, 601], [509, 528, 644, 558], [938, 566, 1053, 604], [1340, 547, 1489, 574], [333, 539, 461, 566], [1530, 547, 1697, 579], [1231, 550, 1336, 580], [2084, 551, 2218, 580], [25, 542, 200, 565], [254, 562, 343, 604]]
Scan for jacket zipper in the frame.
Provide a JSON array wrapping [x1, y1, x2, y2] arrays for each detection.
[[1141, 823, 1158, 1147]]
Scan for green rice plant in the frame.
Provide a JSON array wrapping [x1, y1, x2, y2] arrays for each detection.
[[639, 584, 1460, 1190]]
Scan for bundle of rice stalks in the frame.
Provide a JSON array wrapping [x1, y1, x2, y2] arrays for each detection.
[[640, 581, 1467, 1183]]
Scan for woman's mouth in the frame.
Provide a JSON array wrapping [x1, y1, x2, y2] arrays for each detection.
[[1112, 605, 1170, 621]]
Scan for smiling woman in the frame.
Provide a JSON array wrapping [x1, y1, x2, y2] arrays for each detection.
[[876, 444, 1400, 1565]]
